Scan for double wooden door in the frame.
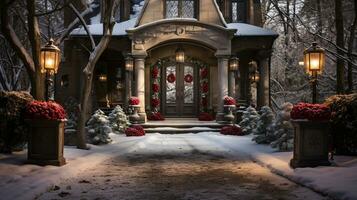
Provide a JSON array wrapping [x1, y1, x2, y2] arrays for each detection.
[[163, 62, 198, 117]]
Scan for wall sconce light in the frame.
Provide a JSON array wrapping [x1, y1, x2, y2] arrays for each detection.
[[175, 47, 185, 63]]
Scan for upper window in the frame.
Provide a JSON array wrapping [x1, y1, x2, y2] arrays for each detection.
[[232, 0, 247, 23], [166, 0, 197, 19]]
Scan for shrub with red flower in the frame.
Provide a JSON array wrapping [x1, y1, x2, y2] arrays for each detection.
[[151, 98, 160, 108], [198, 112, 214, 121], [129, 97, 140, 105], [148, 112, 165, 121], [125, 125, 145, 137], [152, 83, 160, 93], [152, 66, 159, 79], [220, 125, 243, 136], [167, 73, 176, 83], [200, 68, 208, 78], [224, 96, 236, 106], [25, 101, 67, 120], [290, 102, 331, 121], [201, 82, 209, 93]]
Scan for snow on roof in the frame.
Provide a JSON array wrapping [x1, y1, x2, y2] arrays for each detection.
[[227, 23, 278, 37], [70, 18, 137, 36], [71, 19, 278, 37]]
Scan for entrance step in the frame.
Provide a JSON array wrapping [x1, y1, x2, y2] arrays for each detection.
[[144, 127, 221, 134]]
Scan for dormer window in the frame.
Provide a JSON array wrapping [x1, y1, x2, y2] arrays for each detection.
[[232, 0, 247, 23], [165, 0, 198, 19]]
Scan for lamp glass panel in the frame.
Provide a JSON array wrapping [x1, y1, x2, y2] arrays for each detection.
[[309, 52, 321, 71]]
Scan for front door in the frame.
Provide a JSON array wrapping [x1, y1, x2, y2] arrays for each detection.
[[163, 62, 197, 117]]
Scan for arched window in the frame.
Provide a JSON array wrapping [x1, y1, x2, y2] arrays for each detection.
[[165, 0, 198, 19], [232, 0, 247, 23]]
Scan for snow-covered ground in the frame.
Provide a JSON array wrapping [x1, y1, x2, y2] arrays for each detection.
[[1, 132, 356, 200]]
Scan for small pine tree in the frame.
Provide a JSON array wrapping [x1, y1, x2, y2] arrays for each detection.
[[270, 103, 294, 151], [252, 106, 275, 144], [86, 109, 113, 145], [239, 106, 260, 135], [108, 105, 129, 133]]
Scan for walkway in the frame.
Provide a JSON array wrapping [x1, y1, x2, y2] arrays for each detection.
[[37, 133, 329, 200]]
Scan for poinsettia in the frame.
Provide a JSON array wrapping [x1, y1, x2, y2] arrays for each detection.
[[125, 125, 145, 137], [201, 82, 209, 93], [224, 96, 236, 106], [129, 97, 140, 105], [152, 83, 160, 93], [198, 112, 214, 121], [220, 125, 243, 136], [25, 100, 67, 120], [152, 67, 159, 79], [148, 112, 165, 121], [290, 102, 331, 121], [151, 98, 160, 108]]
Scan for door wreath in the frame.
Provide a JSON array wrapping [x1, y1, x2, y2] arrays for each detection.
[[184, 74, 193, 83], [167, 73, 176, 83]]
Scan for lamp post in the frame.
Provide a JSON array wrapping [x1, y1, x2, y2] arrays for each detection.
[[303, 42, 325, 104], [229, 57, 239, 97], [175, 47, 185, 63], [40, 39, 61, 101], [125, 56, 134, 108]]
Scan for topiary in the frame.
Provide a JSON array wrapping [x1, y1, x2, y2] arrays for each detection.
[[108, 105, 129, 133], [239, 106, 260, 135], [86, 109, 113, 145], [252, 106, 275, 144]]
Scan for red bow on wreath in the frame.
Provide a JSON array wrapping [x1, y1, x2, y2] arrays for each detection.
[[167, 73, 176, 83], [184, 74, 193, 83]]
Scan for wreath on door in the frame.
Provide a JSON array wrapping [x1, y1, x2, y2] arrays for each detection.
[[184, 74, 193, 83], [167, 73, 176, 83]]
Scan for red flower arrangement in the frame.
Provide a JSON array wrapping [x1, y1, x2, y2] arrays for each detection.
[[200, 68, 208, 78], [198, 112, 214, 121], [129, 97, 140, 105], [167, 73, 176, 83], [152, 83, 160, 93], [290, 102, 331, 121], [152, 66, 159, 79], [224, 96, 236, 106], [147, 112, 165, 121], [220, 125, 243, 136], [151, 98, 160, 108], [201, 82, 209, 93], [125, 125, 145, 137], [184, 74, 193, 83], [25, 101, 67, 120]]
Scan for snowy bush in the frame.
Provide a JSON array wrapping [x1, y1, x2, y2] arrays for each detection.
[[252, 106, 275, 144], [86, 109, 113, 145], [108, 105, 129, 133], [239, 106, 260, 135], [270, 103, 294, 151]]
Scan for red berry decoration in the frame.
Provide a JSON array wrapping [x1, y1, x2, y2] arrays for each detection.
[[148, 112, 165, 121], [184, 74, 193, 83], [224, 96, 236, 106], [167, 73, 176, 83], [200, 68, 208, 78], [125, 125, 145, 137], [201, 82, 209, 93], [151, 98, 160, 108], [220, 125, 243, 136], [152, 67, 159, 79], [290, 102, 331, 121], [152, 83, 160, 93]]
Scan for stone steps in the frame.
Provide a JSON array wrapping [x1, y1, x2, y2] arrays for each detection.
[[144, 127, 221, 134]]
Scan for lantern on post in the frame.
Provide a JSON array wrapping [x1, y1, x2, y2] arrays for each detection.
[[251, 70, 260, 83], [303, 42, 325, 103], [125, 56, 134, 72], [40, 38, 61, 101], [125, 55, 134, 101], [175, 47, 185, 63], [229, 57, 239, 71]]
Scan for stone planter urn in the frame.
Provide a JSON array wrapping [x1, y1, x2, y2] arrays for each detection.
[[223, 105, 236, 124], [290, 120, 331, 168], [129, 105, 141, 124], [26, 119, 66, 166]]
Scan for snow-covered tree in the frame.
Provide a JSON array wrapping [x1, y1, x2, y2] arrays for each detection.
[[252, 106, 275, 144], [239, 106, 260, 135], [270, 103, 294, 151], [86, 109, 113, 145], [108, 105, 129, 133]]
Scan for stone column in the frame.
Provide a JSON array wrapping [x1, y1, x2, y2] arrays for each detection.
[[228, 70, 236, 97], [257, 52, 271, 107], [134, 55, 147, 123], [216, 55, 229, 123]]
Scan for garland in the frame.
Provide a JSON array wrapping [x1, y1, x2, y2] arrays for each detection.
[[199, 64, 209, 112], [150, 61, 164, 120]]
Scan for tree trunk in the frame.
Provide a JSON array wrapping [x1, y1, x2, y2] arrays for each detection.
[[27, 0, 45, 100], [335, 0, 345, 94], [347, 0, 357, 93]]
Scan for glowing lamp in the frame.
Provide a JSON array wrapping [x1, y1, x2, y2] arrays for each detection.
[[125, 56, 134, 71], [229, 57, 239, 71], [40, 38, 61, 75], [175, 47, 185, 63], [304, 42, 325, 75]]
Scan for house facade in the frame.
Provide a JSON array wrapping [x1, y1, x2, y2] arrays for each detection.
[[57, 0, 278, 122]]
